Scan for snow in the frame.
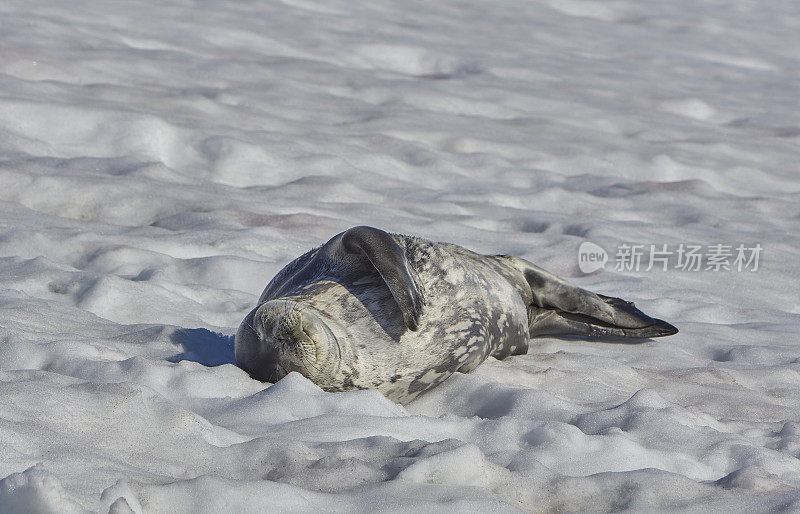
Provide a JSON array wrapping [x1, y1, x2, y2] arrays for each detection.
[[1, 0, 799, 511]]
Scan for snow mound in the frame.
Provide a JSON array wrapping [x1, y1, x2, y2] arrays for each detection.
[[0, 465, 86, 514]]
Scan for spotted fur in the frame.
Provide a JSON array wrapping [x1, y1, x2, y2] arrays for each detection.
[[235, 227, 677, 404]]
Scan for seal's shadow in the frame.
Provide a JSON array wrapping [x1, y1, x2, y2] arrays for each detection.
[[168, 328, 235, 366]]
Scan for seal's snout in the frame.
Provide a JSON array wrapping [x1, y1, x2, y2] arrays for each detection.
[[270, 307, 319, 362], [273, 309, 304, 341], [253, 299, 341, 378]]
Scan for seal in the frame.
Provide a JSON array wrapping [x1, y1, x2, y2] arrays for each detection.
[[235, 226, 677, 404]]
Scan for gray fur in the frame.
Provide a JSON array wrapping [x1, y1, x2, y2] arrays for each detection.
[[235, 226, 677, 404]]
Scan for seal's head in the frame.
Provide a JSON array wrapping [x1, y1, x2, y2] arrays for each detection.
[[235, 299, 343, 384]]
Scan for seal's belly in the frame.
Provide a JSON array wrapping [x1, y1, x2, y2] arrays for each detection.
[[278, 239, 529, 403], [298, 243, 528, 403], [384, 248, 528, 402]]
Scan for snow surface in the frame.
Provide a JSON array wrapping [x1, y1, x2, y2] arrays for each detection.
[[1, 0, 799, 512]]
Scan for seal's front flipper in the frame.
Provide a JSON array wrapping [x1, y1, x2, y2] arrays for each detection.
[[340, 226, 425, 331], [503, 256, 677, 339]]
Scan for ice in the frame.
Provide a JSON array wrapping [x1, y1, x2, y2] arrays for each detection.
[[1, 0, 799, 511]]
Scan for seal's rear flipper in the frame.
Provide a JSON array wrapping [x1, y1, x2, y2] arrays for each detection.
[[501, 256, 677, 339], [528, 302, 678, 339]]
